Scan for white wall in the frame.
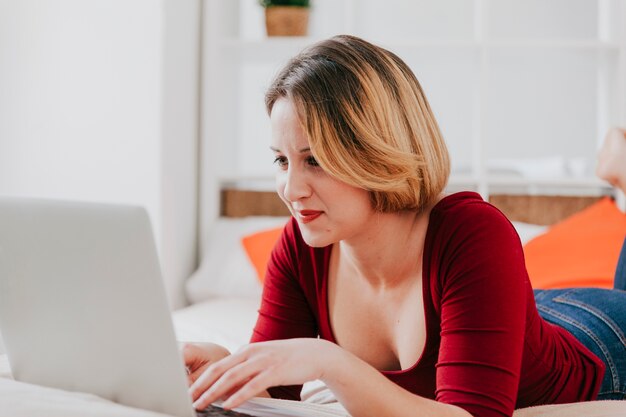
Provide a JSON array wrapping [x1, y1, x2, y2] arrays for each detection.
[[160, 0, 201, 310], [0, 0, 162, 219], [0, 0, 200, 321]]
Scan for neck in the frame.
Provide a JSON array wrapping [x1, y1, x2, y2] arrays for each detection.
[[336, 202, 435, 290]]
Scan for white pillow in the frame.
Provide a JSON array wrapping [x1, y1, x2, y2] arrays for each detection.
[[488, 156, 567, 179], [173, 296, 260, 353], [511, 221, 548, 245], [186, 216, 290, 304]]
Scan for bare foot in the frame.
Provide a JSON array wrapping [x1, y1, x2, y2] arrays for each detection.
[[596, 127, 626, 194]]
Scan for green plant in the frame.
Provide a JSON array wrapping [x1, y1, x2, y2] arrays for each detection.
[[258, 0, 310, 8]]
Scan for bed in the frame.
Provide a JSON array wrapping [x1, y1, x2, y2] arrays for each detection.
[[1, 189, 625, 417]]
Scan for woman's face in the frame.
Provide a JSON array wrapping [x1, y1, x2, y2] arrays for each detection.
[[270, 98, 375, 247]]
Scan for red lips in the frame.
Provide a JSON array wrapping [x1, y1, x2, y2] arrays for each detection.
[[298, 210, 323, 224]]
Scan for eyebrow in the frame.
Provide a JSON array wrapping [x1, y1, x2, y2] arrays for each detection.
[[270, 146, 311, 153]]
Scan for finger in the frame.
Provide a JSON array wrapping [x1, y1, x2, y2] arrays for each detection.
[[192, 361, 262, 410], [181, 344, 203, 367], [188, 365, 209, 386], [221, 371, 273, 410], [181, 343, 197, 356], [186, 359, 207, 383], [188, 369, 204, 387], [189, 353, 247, 403], [201, 364, 259, 404]]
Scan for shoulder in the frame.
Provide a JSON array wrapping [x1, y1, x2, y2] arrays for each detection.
[[431, 191, 508, 222], [426, 192, 529, 306], [426, 192, 526, 284], [429, 191, 518, 243]]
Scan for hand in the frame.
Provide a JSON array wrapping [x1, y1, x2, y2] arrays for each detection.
[[189, 338, 337, 411], [180, 342, 231, 386]]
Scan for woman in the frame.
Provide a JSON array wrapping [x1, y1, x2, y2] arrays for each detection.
[[184, 35, 626, 417]]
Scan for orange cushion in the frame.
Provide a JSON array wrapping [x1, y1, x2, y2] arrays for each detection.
[[242, 226, 284, 284], [523, 197, 626, 289]]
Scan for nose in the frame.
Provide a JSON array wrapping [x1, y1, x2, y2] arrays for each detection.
[[281, 166, 312, 203]]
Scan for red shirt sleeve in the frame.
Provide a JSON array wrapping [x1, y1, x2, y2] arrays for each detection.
[[432, 199, 529, 417], [250, 218, 318, 400]]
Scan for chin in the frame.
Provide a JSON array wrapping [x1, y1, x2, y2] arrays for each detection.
[[299, 228, 334, 248]]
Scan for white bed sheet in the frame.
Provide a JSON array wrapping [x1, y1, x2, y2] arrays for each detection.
[[172, 296, 260, 354], [0, 377, 170, 417]]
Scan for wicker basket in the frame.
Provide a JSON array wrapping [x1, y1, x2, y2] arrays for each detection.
[[265, 6, 309, 37]]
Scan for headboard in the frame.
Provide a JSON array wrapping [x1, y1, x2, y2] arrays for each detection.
[[221, 189, 605, 225]]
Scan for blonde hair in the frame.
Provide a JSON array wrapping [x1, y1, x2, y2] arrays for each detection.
[[265, 35, 450, 212]]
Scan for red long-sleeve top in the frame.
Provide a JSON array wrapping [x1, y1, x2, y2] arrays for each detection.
[[250, 192, 604, 417]]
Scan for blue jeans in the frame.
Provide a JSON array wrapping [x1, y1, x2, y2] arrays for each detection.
[[615, 237, 626, 291], [533, 242, 626, 400]]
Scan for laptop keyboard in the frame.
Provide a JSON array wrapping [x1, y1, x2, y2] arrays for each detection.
[[196, 404, 256, 417]]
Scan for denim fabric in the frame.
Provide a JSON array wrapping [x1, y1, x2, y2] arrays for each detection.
[[534, 288, 626, 400], [615, 237, 626, 291]]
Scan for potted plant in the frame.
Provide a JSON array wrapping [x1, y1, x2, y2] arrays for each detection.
[[259, 0, 311, 37]]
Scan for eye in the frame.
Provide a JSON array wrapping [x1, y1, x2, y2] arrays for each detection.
[[306, 156, 319, 167], [273, 155, 288, 168]]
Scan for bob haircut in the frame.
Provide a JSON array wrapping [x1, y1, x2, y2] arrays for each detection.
[[265, 35, 450, 213]]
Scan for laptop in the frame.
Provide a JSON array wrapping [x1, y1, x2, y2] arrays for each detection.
[[0, 197, 253, 417]]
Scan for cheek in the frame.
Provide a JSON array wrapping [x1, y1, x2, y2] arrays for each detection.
[[339, 192, 375, 222], [275, 176, 289, 206]]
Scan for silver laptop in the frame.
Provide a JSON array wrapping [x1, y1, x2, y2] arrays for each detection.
[[0, 197, 249, 417]]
